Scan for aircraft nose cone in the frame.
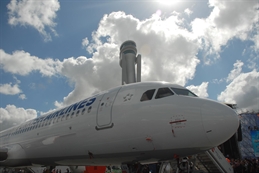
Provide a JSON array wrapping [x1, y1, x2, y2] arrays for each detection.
[[201, 100, 239, 147]]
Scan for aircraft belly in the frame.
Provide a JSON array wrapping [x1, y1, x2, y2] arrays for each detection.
[[0, 148, 7, 161], [0, 144, 31, 167], [11, 147, 205, 166]]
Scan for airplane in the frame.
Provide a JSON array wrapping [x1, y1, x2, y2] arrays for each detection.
[[0, 81, 239, 170]]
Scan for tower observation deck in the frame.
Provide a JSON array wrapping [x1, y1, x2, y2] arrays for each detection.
[[119, 40, 141, 85]]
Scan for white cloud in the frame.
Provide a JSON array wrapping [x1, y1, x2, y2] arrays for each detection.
[[191, 0, 259, 59], [13, 76, 21, 84], [251, 24, 259, 51], [0, 83, 22, 95], [0, 49, 62, 76], [0, 105, 37, 131], [19, 94, 27, 100], [90, 11, 200, 84], [1, 4, 258, 130], [226, 60, 244, 82], [0, 77, 26, 99], [58, 45, 121, 106], [186, 82, 209, 98], [7, 0, 60, 41], [217, 70, 259, 111], [184, 8, 193, 16], [212, 78, 224, 84], [82, 37, 89, 50], [54, 11, 201, 107], [4, 7, 257, 110]]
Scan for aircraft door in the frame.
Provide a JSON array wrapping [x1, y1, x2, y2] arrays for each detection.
[[96, 87, 121, 130]]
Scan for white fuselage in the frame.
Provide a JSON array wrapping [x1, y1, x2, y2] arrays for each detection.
[[0, 82, 239, 167]]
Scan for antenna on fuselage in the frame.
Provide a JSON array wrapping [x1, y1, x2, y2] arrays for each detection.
[[119, 40, 141, 85]]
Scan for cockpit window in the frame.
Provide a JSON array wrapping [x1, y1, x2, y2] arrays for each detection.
[[171, 88, 197, 97], [140, 89, 156, 102], [155, 87, 174, 99]]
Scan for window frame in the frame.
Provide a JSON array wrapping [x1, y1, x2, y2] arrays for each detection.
[[140, 89, 156, 102], [155, 87, 174, 99], [170, 87, 198, 97]]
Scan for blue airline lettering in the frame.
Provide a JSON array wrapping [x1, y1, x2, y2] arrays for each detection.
[[64, 105, 73, 114], [78, 99, 88, 109], [45, 114, 52, 120], [86, 98, 96, 106], [52, 110, 60, 118], [67, 102, 81, 113], [43, 97, 96, 121], [59, 108, 66, 116]]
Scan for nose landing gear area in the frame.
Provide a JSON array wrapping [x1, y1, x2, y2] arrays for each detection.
[[121, 158, 194, 173], [121, 148, 232, 173]]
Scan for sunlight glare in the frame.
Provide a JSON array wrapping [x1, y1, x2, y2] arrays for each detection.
[[156, 0, 178, 6]]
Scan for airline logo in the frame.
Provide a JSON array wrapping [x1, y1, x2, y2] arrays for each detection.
[[33, 97, 96, 124]]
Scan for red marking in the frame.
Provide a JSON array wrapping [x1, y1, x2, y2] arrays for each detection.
[[172, 129, 176, 137], [174, 154, 179, 158], [84, 166, 106, 173], [146, 137, 152, 141], [211, 147, 215, 152], [169, 119, 187, 124]]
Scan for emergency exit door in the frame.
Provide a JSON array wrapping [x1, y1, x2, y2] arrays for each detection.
[[96, 87, 121, 130]]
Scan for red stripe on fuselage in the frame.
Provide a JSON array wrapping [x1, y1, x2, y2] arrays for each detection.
[[169, 120, 187, 124]]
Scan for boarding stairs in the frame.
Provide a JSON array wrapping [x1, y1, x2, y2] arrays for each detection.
[[158, 147, 233, 173], [194, 147, 233, 173]]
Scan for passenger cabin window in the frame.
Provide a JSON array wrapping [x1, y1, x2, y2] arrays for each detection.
[[171, 88, 197, 97], [140, 89, 156, 101], [155, 87, 174, 99]]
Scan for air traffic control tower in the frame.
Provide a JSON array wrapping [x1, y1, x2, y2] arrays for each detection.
[[119, 40, 141, 85]]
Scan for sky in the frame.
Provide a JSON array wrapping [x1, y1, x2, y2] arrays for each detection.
[[0, 0, 258, 131]]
